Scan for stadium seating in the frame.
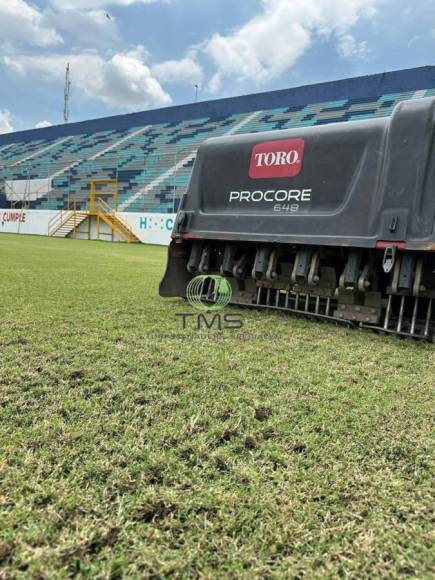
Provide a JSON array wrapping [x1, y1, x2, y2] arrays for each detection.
[[1, 82, 435, 214]]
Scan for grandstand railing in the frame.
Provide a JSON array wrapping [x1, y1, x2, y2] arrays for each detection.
[[95, 198, 140, 243], [1, 151, 186, 214], [47, 199, 81, 236]]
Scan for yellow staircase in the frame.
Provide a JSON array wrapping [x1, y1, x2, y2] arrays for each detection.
[[48, 201, 140, 243], [96, 198, 140, 243], [48, 179, 140, 243], [48, 208, 88, 238]]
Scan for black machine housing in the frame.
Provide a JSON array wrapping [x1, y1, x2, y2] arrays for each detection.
[[160, 97, 435, 340]]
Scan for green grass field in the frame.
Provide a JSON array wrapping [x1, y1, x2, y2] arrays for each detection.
[[0, 233, 434, 578]]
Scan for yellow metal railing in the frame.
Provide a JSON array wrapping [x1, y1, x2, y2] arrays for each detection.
[[47, 195, 139, 242], [90, 179, 119, 213], [96, 198, 139, 242], [48, 208, 69, 236], [48, 201, 88, 237], [97, 197, 115, 214]]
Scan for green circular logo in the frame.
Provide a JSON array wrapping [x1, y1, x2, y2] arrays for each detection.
[[187, 275, 232, 312]]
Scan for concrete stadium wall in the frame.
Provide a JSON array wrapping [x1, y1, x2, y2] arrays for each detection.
[[0, 209, 58, 236], [0, 209, 175, 245]]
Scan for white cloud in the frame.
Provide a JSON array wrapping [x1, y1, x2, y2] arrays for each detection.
[[35, 120, 53, 129], [337, 33, 370, 59], [152, 56, 203, 85], [49, 0, 168, 8], [3, 47, 172, 111], [44, 8, 119, 47], [0, 110, 13, 134], [207, 72, 222, 94], [205, 0, 379, 89], [0, 0, 62, 48], [0, 0, 168, 51]]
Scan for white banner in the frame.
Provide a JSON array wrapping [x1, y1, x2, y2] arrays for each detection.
[[5, 178, 52, 201], [0, 209, 176, 246], [118, 212, 175, 245], [0, 209, 57, 235]]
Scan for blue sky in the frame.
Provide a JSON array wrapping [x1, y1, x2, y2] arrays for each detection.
[[0, 0, 434, 133]]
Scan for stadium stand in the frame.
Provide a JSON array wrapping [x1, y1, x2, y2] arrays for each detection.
[[1, 66, 435, 217]]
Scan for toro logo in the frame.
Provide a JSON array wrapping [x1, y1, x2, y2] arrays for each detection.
[[249, 138, 304, 179]]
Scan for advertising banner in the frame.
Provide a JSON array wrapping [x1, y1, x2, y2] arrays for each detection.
[[0, 209, 175, 246]]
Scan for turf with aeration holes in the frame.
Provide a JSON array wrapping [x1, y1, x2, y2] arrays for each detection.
[[0, 234, 433, 577]]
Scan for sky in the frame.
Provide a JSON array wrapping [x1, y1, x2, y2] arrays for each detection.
[[0, 0, 434, 133]]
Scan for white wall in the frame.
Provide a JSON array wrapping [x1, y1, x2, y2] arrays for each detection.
[[118, 212, 175, 245], [72, 214, 122, 242], [0, 209, 58, 236], [0, 209, 176, 245]]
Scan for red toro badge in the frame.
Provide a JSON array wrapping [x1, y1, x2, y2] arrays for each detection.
[[249, 138, 305, 179]]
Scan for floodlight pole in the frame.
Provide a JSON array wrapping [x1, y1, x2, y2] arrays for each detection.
[[64, 63, 71, 123], [194, 84, 199, 103]]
